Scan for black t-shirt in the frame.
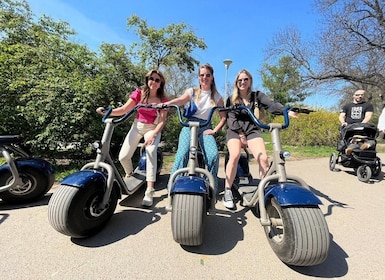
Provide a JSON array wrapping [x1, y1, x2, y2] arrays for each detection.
[[341, 102, 373, 124]]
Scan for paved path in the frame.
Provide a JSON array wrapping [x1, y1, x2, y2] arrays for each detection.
[[1, 154, 384, 279]]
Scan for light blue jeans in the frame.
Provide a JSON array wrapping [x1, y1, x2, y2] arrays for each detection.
[[170, 118, 219, 189]]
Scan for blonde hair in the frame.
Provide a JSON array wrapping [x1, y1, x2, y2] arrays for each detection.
[[230, 69, 253, 105]]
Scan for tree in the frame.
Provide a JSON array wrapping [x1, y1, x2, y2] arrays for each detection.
[[0, 0, 102, 158], [162, 65, 196, 98], [261, 56, 311, 105], [126, 15, 207, 72], [0, 1, 209, 159], [265, 0, 385, 111]]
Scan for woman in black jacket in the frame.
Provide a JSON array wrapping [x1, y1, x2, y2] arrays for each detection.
[[223, 69, 297, 209]]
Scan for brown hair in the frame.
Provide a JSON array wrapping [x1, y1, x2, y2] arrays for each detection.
[[194, 63, 219, 106], [141, 69, 167, 103]]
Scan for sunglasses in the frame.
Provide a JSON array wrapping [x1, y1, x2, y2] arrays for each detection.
[[237, 78, 249, 83], [355, 94, 364, 97], [199, 73, 212, 78], [149, 76, 161, 83]]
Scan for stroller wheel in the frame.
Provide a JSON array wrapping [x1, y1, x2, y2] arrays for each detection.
[[329, 153, 337, 171], [357, 165, 372, 183], [372, 157, 382, 177]]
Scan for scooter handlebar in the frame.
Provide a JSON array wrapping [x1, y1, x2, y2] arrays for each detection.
[[101, 104, 170, 124], [219, 105, 290, 130], [167, 105, 221, 127]]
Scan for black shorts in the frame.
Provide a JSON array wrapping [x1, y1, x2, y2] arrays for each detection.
[[226, 129, 262, 142]]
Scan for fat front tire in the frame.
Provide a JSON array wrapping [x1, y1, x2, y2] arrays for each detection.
[[171, 194, 206, 246], [48, 184, 118, 238], [264, 197, 330, 266], [0, 167, 49, 203]]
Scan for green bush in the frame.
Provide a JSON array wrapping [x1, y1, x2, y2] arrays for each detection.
[[273, 110, 340, 147]]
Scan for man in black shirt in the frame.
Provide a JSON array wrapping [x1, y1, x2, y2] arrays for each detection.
[[339, 90, 374, 155], [339, 89, 373, 125]]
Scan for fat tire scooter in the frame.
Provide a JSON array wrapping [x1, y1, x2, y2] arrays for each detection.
[[221, 106, 330, 266], [48, 104, 164, 238], [166, 105, 219, 246], [0, 135, 55, 203]]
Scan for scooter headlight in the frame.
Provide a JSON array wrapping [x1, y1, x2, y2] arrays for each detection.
[[280, 150, 291, 159], [92, 141, 101, 149]]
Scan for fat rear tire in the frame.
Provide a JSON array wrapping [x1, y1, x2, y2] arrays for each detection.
[[0, 167, 50, 203]]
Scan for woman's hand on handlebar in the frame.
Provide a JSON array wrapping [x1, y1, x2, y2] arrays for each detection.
[[288, 110, 298, 118], [96, 107, 106, 115]]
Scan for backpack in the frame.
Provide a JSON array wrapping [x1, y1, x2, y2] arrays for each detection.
[[226, 91, 266, 123]]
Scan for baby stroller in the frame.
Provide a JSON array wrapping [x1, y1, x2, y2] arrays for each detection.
[[329, 122, 382, 182]]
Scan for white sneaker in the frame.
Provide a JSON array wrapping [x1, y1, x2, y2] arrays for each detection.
[[142, 188, 154, 207], [223, 188, 234, 209]]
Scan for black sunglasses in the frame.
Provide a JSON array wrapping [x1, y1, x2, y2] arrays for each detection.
[[149, 76, 161, 83], [199, 73, 212, 78], [237, 78, 249, 83]]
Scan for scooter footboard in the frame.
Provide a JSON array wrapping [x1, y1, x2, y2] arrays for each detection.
[[264, 182, 322, 206]]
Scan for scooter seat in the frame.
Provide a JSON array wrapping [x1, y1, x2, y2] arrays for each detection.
[[0, 135, 23, 145]]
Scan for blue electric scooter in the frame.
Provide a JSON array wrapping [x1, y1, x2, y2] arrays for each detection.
[[168, 105, 330, 266], [0, 135, 55, 203], [166, 105, 219, 246], [48, 104, 164, 238], [221, 105, 330, 266]]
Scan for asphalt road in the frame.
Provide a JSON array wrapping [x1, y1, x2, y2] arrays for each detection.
[[1, 154, 385, 280]]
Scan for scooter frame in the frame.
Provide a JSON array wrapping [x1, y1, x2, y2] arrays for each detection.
[[48, 104, 164, 238], [166, 105, 219, 246], [221, 105, 330, 266], [168, 105, 330, 266], [0, 135, 55, 203]]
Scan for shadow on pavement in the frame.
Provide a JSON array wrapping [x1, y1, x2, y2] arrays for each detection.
[[293, 235, 348, 278], [0, 193, 51, 210], [182, 208, 249, 255]]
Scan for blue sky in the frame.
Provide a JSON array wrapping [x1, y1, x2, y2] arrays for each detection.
[[27, 0, 338, 109]]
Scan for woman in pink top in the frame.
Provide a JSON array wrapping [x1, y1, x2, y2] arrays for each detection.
[[96, 69, 168, 206]]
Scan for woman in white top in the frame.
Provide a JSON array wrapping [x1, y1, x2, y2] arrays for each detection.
[[165, 63, 226, 189]]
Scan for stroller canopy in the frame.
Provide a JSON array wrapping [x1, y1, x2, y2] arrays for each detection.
[[343, 123, 378, 140]]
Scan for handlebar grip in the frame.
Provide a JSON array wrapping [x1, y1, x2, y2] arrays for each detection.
[[102, 107, 113, 122], [290, 107, 315, 114]]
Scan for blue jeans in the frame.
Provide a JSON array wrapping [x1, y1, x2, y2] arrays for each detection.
[[170, 118, 219, 189]]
